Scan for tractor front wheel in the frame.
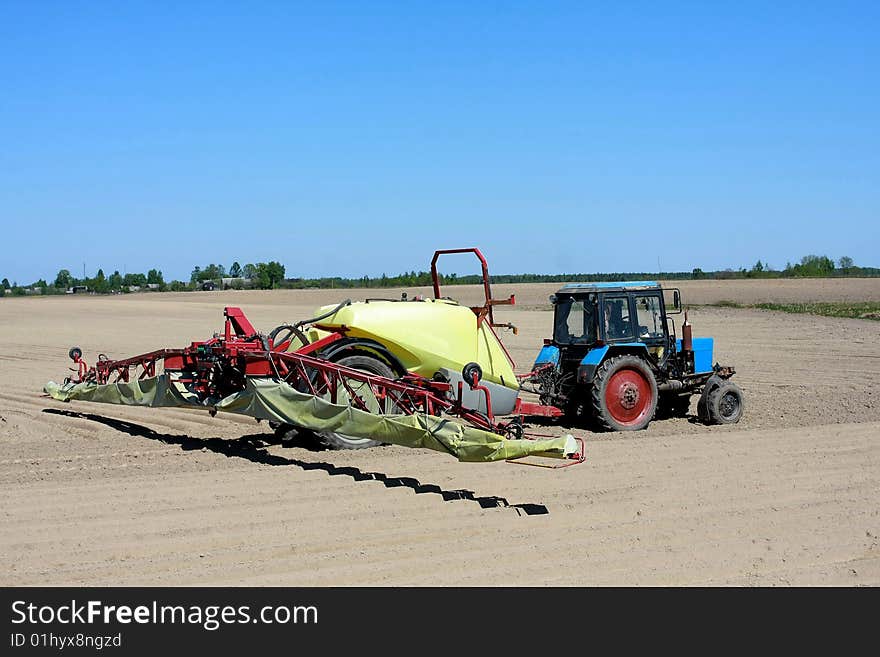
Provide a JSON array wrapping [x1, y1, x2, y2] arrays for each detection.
[[591, 355, 658, 432], [706, 381, 744, 424]]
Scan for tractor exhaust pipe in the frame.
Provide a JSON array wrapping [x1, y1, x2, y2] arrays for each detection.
[[681, 309, 695, 374], [682, 309, 693, 353]]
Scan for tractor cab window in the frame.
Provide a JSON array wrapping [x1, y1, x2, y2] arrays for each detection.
[[553, 295, 596, 345], [634, 294, 665, 341], [601, 296, 633, 341]]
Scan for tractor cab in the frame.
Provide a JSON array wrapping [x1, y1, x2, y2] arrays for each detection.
[[549, 281, 675, 356]]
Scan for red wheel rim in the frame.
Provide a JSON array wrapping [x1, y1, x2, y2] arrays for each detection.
[[604, 367, 652, 426]]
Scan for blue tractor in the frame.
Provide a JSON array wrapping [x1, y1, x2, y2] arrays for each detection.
[[520, 281, 743, 431]]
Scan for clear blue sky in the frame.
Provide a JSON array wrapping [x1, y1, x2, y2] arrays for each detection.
[[1, 1, 878, 284]]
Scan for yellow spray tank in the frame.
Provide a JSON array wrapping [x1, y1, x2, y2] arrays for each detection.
[[311, 296, 519, 412], [297, 249, 520, 425]]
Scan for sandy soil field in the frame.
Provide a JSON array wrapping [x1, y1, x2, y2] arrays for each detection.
[[1, 279, 878, 585]]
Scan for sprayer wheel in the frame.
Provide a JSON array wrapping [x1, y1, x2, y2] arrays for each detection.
[[314, 354, 396, 450]]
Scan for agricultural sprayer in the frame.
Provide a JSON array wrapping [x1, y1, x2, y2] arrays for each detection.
[[45, 249, 584, 466]]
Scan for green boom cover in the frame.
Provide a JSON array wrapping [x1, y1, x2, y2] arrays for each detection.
[[44, 376, 577, 463]]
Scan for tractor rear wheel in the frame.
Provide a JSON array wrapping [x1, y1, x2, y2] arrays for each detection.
[[706, 381, 744, 424], [591, 355, 658, 431], [315, 353, 396, 450]]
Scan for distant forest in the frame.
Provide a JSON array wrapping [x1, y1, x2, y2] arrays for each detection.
[[2, 254, 877, 297]]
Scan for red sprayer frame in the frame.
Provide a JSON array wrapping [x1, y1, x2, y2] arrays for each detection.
[[431, 248, 518, 334]]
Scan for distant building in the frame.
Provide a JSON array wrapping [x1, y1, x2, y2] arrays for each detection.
[[221, 277, 252, 290], [66, 285, 89, 294], [146, 283, 161, 290]]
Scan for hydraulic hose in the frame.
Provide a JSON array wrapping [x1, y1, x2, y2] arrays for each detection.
[[268, 299, 352, 349], [295, 298, 352, 329]]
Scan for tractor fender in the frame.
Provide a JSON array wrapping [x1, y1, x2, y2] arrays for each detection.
[[318, 338, 408, 377], [577, 343, 652, 384], [532, 344, 561, 370]]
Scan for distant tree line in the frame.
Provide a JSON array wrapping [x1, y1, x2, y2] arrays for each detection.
[[278, 254, 875, 288], [698, 254, 871, 280], [189, 261, 285, 290], [0, 267, 167, 297], [1, 254, 875, 298], [0, 259, 284, 297]]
